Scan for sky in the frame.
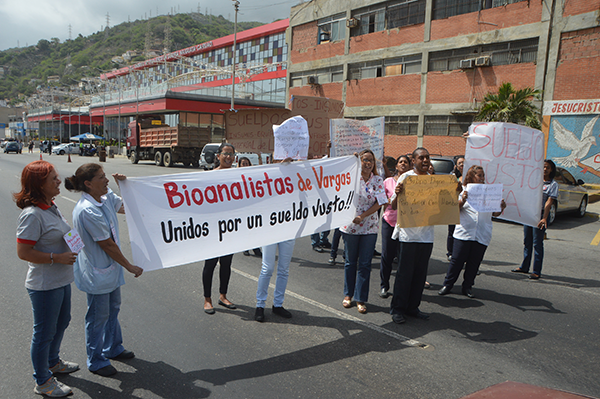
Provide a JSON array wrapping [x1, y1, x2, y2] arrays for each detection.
[[0, 0, 303, 51]]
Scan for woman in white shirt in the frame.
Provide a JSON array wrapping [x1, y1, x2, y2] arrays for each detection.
[[438, 165, 506, 298]]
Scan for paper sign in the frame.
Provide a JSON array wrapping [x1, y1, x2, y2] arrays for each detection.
[[464, 122, 544, 227], [225, 108, 292, 152], [397, 175, 460, 228], [466, 184, 503, 212], [273, 116, 310, 160], [63, 229, 84, 253], [329, 117, 385, 162]]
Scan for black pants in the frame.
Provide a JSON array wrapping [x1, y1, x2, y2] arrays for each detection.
[[447, 225, 456, 257], [390, 242, 433, 315], [442, 239, 487, 290], [202, 254, 234, 298], [379, 220, 399, 291]]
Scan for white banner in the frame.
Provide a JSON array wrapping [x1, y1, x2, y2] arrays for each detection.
[[119, 156, 360, 271], [465, 183, 503, 212], [329, 117, 384, 161], [464, 122, 544, 227]]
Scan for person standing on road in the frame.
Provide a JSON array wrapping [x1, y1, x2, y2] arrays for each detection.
[[379, 155, 411, 299], [15, 160, 79, 398], [340, 150, 386, 315], [438, 165, 506, 298], [511, 159, 558, 280], [446, 156, 465, 262], [28, 141, 34, 153], [202, 143, 238, 314], [66, 163, 143, 377]]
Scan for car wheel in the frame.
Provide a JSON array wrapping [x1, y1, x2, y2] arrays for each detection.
[[576, 196, 587, 218], [59, 150, 65, 155], [547, 202, 557, 225], [130, 150, 139, 164], [154, 151, 163, 166], [163, 151, 173, 167], [192, 160, 199, 168]]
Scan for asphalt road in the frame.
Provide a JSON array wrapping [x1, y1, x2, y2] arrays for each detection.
[[1, 152, 599, 399]]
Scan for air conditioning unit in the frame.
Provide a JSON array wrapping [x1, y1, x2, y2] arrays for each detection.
[[475, 56, 491, 67], [459, 59, 474, 69], [346, 18, 359, 28], [307, 76, 318, 85]]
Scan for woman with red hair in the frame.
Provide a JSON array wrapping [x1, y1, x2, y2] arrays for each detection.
[[15, 161, 79, 397]]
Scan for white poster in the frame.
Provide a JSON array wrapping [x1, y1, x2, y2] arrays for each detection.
[[119, 156, 360, 271], [465, 183, 503, 213], [329, 117, 385, 161], [464, 122, 544, 227], [273, 116, 310, 160]]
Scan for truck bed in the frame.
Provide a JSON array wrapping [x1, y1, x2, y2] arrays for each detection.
[[139, 126, 211, 148]]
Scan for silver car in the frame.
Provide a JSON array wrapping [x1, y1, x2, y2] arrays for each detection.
[[548, 167, 588, 224]]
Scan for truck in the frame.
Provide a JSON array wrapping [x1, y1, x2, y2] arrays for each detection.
[[126, 115, 211, 167]]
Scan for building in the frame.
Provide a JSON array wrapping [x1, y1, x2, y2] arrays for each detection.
[[287, 0, 600, 182]]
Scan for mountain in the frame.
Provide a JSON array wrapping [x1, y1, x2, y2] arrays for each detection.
[[0, 13, 263, 105]]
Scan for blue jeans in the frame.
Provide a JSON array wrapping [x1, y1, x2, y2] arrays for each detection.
[[85, 287, 125, 371], [521, 225, 544, 275], [342, 233, 377, 303], [27, 285, 72, 385], [256, 239, 295, 308], [311, 231, 330, 247]]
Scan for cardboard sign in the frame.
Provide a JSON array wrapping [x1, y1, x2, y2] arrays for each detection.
[[396, 175, 460, 228], [329, 117, 384, 161], [273, 116, 310, 160], [465, 183, 503, 212], [290, 96, 345, 157], [225, 108, 292, 153]]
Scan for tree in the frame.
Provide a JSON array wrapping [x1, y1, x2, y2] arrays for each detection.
[[475, 82, 542, 129]]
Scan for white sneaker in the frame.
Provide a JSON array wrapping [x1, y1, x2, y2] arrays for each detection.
[[34, 376, 72, 397], [50, 359, 80, 374]]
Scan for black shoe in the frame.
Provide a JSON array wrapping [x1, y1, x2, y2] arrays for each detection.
[[320, 242, 332, 249], [328, 257, 336, 265], [109, 350, 135, 360], [438, 286, 452, 296], [511, 268, 528, 273], [255, 307, 265, 322], [392, 314, 406, 324], [406, 310, 430, 320], [379, 288, 390, 298], [272, 306, 292, 319], [312, 246, 324, 253], [91, 365, 117, 377], [218, 300, 237, 309], [253, 248, 262, 257], [243, 250, 251, 256], [204, 306, 215, 314], [373, 249, 381, 257], [462, 288, 475, 298]]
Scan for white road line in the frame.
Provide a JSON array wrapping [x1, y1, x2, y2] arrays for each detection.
[[58, 195, 78, 204], [232, 267, 427, 348]]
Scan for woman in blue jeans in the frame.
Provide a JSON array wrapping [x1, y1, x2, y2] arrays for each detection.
[[16, 160, 79, 397], [340, 150, 386, 314]]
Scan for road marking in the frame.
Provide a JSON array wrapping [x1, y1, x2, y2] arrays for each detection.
[[591, 228, 600, 246], [59, 195, 78, 204], [232, 267, 428, 348]]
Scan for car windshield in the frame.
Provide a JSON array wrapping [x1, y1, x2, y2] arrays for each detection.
[[430, 159, 454, 174]]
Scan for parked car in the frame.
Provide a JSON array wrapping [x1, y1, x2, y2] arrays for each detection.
[[199, 143, 222, 170], [1, 138, 15, 149], [234, 152, 271, 167], [4, 141, 22, 154], [52, 142, 80, 155], [548, 167, 588, 224], [39, 140, 61, 153], [430, 156, 456, 174]]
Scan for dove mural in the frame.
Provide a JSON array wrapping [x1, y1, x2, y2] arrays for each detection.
[[547, 115, 600, 182]]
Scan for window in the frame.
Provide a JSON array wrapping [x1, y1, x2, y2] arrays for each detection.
[[349, 54, 422, 80], [424, 115, 473, 136], [318, 13, 346, 44], [352, 0, 426, 37], [385, 116, 419, 135], [289, 66, 344, 87], [433, 0, 480, 19]]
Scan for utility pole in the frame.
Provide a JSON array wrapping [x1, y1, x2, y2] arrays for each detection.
[[230, 0, 239, 110]]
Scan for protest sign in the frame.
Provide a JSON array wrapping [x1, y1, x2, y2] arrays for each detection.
[[119, 156, 360, 271], [225, 108, 292, 152], [465, 183, 503, 212], [290, 96, 345, 156], [396, 175, 460, 228], [63, 229, 84, 253], [329, 117, 385, 161], [464, 122, 544, 227], [273, 116, 310, 160]]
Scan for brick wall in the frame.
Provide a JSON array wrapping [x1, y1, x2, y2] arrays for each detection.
[[430, 1, 542, 41], [346, 74, 422, 107], [422, 136, 467, 157], [383, 135, 419, 158], [291, 22, 318, 51], [290, 22, 345, 64], [563, 0, 600, 17], [426, 63, 537, 104], [349, 24, 424, 54], [289, 83, 344, 102]]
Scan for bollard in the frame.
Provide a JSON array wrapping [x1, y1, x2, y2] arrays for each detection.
[[67, 153, 72, 163], [99, 149, 107, 162], [40, 153, 43, 160]]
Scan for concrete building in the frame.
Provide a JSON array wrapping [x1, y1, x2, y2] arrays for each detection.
[[286, 0, 600, 182]]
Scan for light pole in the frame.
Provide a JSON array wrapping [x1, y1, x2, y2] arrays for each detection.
[[230, 0, 240, 110]]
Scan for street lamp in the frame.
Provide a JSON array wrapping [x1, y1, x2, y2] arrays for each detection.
[[231, 0, 240, 110]]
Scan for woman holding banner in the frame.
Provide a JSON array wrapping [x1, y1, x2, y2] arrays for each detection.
[[379, 155, 411, 298], [203, 143, 238, 314], [340, 149, 386, 314], [438, 165, 506, 298], [238, 155, 263, 257], [66, 164, 143, 377]]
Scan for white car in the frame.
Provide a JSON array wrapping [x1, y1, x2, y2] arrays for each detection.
[[52, 142, 80, 155]]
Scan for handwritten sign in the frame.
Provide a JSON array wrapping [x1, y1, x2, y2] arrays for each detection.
[[464, 122, 544, 227], [225, 108, 292, 152], [466, 184, 503, 212], [273, 116, 310, 160], [63, 229, 84, 253], [329, 117, 384, 161], [397, 175, 460, 228]]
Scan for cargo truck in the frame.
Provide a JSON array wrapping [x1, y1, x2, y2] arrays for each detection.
[[126, 115, 211, 167]]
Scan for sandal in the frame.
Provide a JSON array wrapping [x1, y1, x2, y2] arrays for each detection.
[[529, 273, 540, 280], [342, 298, 352, 308], [357, 303, 367, 314]]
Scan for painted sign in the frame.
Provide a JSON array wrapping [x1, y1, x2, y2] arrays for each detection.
[[225, 108, 292, 152]]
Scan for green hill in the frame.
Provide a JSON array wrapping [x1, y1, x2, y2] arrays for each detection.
[[0, 13, 263, 105]]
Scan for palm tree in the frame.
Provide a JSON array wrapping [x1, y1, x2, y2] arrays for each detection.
[[475, 82, 542, 129]]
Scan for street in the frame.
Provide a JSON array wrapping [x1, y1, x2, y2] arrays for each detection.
[[1, 152, 599, 399]]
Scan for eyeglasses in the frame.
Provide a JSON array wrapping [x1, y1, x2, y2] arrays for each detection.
[[221, 152, 235, 157]]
